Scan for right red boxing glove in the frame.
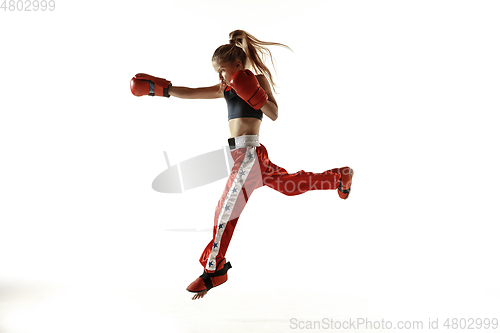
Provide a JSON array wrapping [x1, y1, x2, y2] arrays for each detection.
[[229, 69, 268, 110], [130, 73, 172, 97]]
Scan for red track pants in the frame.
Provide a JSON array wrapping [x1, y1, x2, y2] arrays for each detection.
[[199, 135, 342, 272]]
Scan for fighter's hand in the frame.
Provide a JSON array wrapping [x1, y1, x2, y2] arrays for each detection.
[[229, 69, 268, 110], [130, 73, 172, 97]]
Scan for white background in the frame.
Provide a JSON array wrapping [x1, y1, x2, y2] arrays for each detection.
[[1, 0, 499, 332]]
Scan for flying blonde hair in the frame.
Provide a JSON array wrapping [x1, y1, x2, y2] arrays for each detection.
[[212, 30, 293, 93]]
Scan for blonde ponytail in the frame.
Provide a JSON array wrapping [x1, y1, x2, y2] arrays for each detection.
[[212, 30, 292, 93]]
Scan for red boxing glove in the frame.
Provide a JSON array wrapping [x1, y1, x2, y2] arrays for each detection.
[[130, 73, 172, 97], [229, 70, 268, 110]]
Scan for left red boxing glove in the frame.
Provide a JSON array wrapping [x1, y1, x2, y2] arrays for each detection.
[[130, 73, 172, 97], [229, 69, 268, 110]]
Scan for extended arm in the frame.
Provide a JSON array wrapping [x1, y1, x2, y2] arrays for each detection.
[[169, 84, 224, 99], [130, 73, 224, 99]]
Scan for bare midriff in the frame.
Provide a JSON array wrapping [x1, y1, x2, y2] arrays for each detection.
[[228, 117, 261, 138]]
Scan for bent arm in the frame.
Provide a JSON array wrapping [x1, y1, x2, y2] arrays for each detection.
[[261, 98, 278, 121], [256, 75, 278, 121], [169, 84, 225, 99]]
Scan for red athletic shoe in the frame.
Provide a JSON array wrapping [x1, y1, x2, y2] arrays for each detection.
[[338, 167, 353, 199], [186, 259, 232, 293]]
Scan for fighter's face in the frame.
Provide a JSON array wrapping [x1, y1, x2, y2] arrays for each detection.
[[213, 59, 242, 86]]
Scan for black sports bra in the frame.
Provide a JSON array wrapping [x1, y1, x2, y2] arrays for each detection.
[[224, 86, 263, 121]]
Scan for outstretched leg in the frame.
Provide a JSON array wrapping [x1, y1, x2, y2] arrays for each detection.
[[258, 144, 351, 198]]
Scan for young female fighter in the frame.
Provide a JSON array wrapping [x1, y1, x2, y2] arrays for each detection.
[[130, 30, 353, 300]]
